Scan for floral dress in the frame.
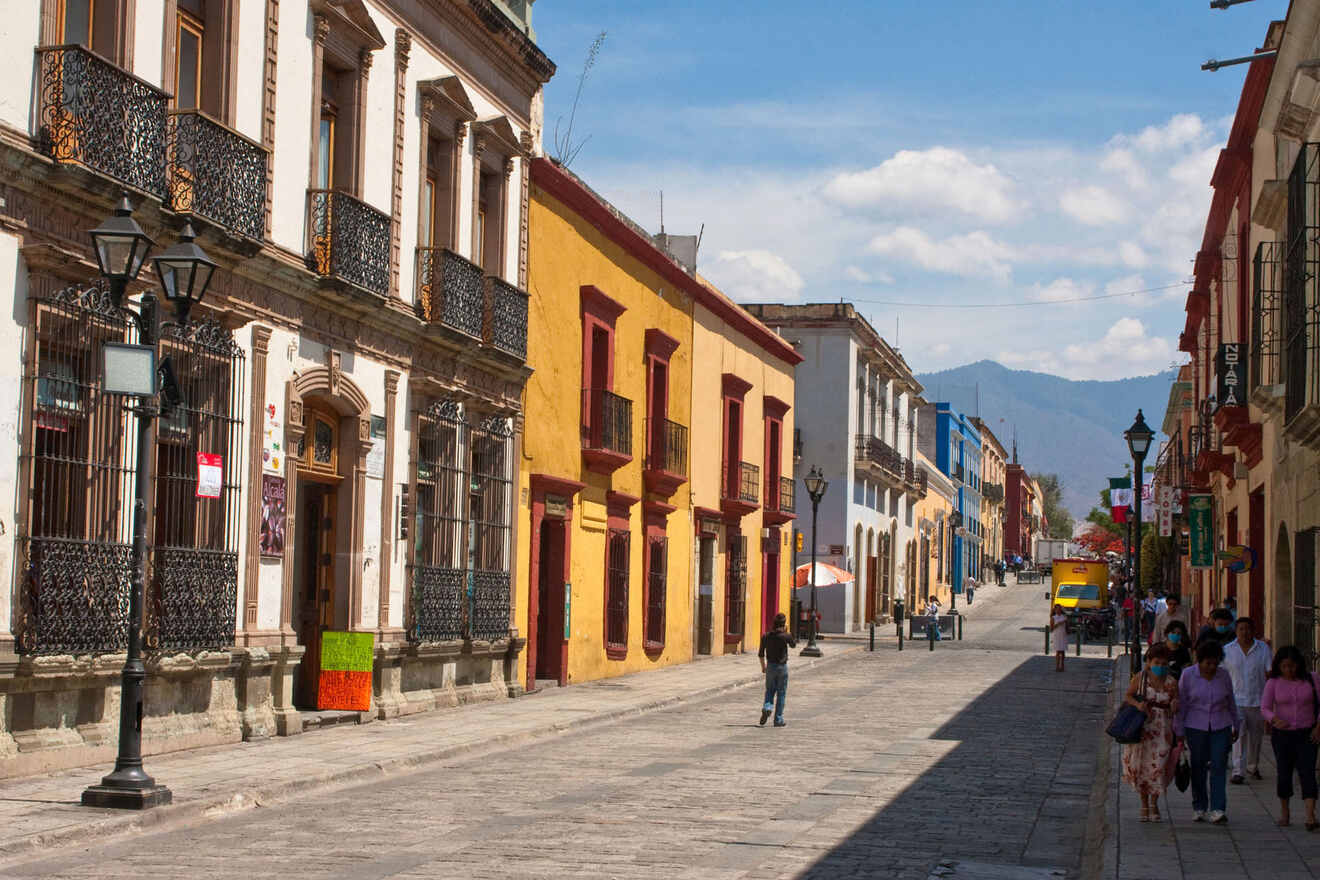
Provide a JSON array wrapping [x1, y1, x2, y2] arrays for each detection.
[[1121, 673, 1178, 796]]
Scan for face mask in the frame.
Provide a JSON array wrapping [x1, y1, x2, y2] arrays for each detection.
[[1168, 633, 1181, 644], [1151, 665, 1167, 676], [1216, 624, 1231, 634]]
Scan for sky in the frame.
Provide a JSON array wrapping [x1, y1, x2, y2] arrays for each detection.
[[530, 0, 1284, 380]]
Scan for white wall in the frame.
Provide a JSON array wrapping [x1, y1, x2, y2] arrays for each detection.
[[133, 0, 166, 87], [269, 3, 315, 253], [234, 0, 267, 143], [0, 235, 25, 639], [0, 3, 40, 134]]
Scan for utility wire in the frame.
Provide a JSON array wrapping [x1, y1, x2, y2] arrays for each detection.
[[847, 281, 1186, 309]]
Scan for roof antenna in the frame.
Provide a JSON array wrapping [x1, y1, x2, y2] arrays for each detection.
[[659, 190, 664, 234], [696, 223, 704, 256]]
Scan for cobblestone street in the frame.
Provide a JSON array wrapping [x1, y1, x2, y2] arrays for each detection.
[[0, 582, 1113, 879]]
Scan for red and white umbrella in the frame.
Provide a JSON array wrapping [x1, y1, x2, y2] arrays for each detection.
[[794, 561, 855, 588]]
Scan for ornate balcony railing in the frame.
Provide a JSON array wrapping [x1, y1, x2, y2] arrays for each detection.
[[166, 110, 267, 241], [583, 388, 632, 456], [777, 475, 796, 513], [1284, 143, 1320, 428], [1252, 241, 1283, 392], [982, 481, 1004, 504], [646, 417, 688, 476], [307, 189, 390, 296], [721, 461, 759, 505], [35, 45, 168, 198], [484, 275, 529, 359], [469, 569, 511, 642], [416, 247, 484, 336], [409, 565, 466, 643], [854, 434, 904, 479]]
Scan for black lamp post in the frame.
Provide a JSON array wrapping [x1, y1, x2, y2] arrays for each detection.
[[81, 196, 216, 810], [800, 466, 827, 657], [1124, 410, 1155, 675]]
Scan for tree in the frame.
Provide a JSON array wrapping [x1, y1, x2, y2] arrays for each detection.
[[1034, 473, 1074, 538], [551, 32, 607, 169], [1077, 525, 1124, 556]]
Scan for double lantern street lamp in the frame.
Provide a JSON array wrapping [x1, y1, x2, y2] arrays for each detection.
[[1123, 409, 1155, 677], [81, 194, 217, 810], [800, 466, 828, 658]]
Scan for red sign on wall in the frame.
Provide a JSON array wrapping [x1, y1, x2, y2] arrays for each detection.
[[196, 453, 223, 499]]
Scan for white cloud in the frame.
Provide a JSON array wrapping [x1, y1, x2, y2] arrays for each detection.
[[1059, 185, 1128, 226], [930, 342, 952, 356], [1118, 241, 1148, 269], [1100, 148, 1148, 190], [708, 249, 805, 302], [867, 227, 1014, 282], [1061, 317, 1177, 377], [997, 349, 1064, 374], [824, 147, 1022, 224], [1111, 113, 1206, 153], [1032, 277, 1095, 302], [844, 265, 894, 284]]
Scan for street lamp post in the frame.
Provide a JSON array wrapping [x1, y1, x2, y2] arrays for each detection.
[[81, 195, 216, 810], [800, 466, 828, 657], [1124, 410, 1155, 676]]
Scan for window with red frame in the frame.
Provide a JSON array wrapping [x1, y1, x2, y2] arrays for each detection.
[[605, 528, 629, 656], [644, 532, 667, 649], [725, 533, 747, 639]]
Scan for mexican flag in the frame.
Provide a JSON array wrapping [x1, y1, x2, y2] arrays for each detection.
[[1110, 476, 1132, 523]]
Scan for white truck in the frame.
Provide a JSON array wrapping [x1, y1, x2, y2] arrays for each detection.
[[1034, 538, 1070, 573]]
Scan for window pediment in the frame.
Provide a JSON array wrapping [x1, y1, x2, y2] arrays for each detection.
[[312, 0, 386, 52], [419, 75, 478, 123], [473, 115, 521, 157]]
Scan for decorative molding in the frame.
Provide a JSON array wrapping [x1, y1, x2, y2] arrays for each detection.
[[389, 28, 411, 300], [243, 325, 273, 636]]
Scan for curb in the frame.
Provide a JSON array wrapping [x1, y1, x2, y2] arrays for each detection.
[[0, 645, 862, 865]]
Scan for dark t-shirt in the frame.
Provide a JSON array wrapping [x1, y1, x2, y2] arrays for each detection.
[[1196, 625, 1235, 649], [759, 629, 796, 664]]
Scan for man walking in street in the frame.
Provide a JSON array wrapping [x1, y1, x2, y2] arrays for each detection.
[[1153, 594, 1190, 645], [1223, 616, 1270, 784], [965, 575, 976, 604], [758, 612, 795, 727], [1197, 608, 1237, 649]]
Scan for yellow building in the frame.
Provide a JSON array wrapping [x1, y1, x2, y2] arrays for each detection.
[[518, 158, 799, 689], [912, 451, 957, 608]]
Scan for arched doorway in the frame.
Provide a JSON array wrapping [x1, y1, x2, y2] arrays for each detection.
[[1274, 523, 1292, 648], [864, 527, 874, 629], [854, 523, 864, 631], [887, 521, 898, 617]]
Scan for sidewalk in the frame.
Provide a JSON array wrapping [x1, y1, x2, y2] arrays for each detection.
[[1095, 656, 1320, 880], [0, 646, 859, 864]]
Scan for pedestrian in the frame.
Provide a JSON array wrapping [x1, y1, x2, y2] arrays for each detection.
[[1260, 645, 1320, 829], [1163, 621, 1193, 680], [1141, 591, 1159, 643], [1153, 594, 1190, 643], [758, 612, 796, 728], [1051, 603, 1069, 672], [1175, 639, 1240, 824], [927, 596, 942, 641], [1223, 617, 1270, 785], [1122, 592, 1136, 642], [1122, 643, 1179, 822], [1196, 608, 1237, 649], [965, 575, 976, 605], [1225, 596, 1238, 622]]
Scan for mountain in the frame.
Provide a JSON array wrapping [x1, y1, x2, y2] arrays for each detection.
[[914, 360, 1176, 521]]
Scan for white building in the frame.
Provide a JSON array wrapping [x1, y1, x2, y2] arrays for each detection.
[[0, 0, 552, 776]]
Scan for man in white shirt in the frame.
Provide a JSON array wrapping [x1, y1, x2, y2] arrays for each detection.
[[1222, 616, 1271, 783], [1152, 594, 1190, 645]]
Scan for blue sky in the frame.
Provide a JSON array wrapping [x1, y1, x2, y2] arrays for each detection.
[[532, 1, 1282, 379]]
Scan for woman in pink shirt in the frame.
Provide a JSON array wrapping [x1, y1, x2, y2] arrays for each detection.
[[1261, 645, 1320, 830]]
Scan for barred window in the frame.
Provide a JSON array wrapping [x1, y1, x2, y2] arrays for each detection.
[[644, 534, 667, 649], [725, 533, 746, 639], [606, 528, 630, 653]]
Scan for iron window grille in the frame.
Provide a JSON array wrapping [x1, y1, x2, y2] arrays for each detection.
[[17, 285, 244, 655], [724, 533, 747, 639], [644, 536, 667, 649], [34, 45, 169, 198], [1284, 144, 1320, 423], [606, 528, 630, 652], [1252, 241, 1283, 391], [1294, 528, 1318, 659], [469, 415, 513, 641]]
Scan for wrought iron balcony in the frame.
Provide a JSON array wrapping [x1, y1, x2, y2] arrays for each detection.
[[1252, 241, 1283, 396], [166, 110, 267, 242], [35, 45, 168, 198], [981, 481, 1004, 505], [484, 275, 529, 360], [722, 461, 760, 507], [416, 247, 484, 336], [854, 434, 905, 484], [777, 475, 796, 513], [582, 388, 633, 473], [646, 418, 688, 476], [307, 189, 390, 296]]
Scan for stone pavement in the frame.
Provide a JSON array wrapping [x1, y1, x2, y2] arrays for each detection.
[[1098, 656, 1320, 880], [0, 581, 1115, 879]]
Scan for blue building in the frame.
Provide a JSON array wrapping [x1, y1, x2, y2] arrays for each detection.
[[918, 403, 983, 596]]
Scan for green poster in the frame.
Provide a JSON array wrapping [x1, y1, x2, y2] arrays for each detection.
[[1188, 494, 1214, 569]]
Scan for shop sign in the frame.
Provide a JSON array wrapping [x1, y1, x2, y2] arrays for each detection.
[[1216, 343, 1245, 409], [545, 494, 568, 518], [1188, 494, 1214, 569]]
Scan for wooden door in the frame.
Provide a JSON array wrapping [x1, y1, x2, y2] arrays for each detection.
[[296, 483, 337, 708], [866, 556, 878, 622], [535, 520, 565, 682]]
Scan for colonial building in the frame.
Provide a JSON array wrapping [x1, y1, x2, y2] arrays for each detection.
[[0, 0, 551, 776], [519, 159, 798, 687], [918, 403, 982, 595], [911, 450, 955, 609], [742, 302, 926, 632], [1005, 457, 1037, 561], [972, 417, 1007, 569]]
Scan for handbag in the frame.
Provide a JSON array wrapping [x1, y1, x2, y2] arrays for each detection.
[[1174, 747, 1190, 792], [1106, 672, 1148, 744]]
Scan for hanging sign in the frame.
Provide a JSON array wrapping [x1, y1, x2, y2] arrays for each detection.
[[1188, 493, 1214, 569], [1157, 485, 1174, 537], [196, 453, 223, 499], [1216, 343, 1245, 409], [259, 474, 286, 557], [1218, 544, 1257, 574]]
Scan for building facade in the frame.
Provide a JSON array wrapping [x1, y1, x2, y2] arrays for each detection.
[[519, 159, 798, 687], [1005, 461, 1036, 560], [973, 417, 1007, 569], [0, 0, 551, 776], [919, 403, 982, 594], [742, 303, 926, 632], [911, 450, 955, 609]]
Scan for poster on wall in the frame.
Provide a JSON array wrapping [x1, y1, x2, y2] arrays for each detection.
[[259, 474, 286, 557], [262, 402, 283, 476], [196, 453, 223, 498], [366, 415, 386, 479], [317, 631, 374, 711], [1188, 494, 1215, 569]]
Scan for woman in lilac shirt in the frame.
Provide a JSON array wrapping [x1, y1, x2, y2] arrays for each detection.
[[1175, 639, 1239, 824], [1261, 645, 1320, 830]]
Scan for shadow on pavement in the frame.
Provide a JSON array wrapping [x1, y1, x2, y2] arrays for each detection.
[[792, 654, 1111, 880]]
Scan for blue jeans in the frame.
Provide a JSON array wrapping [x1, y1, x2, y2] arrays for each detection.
[[763, 663, 788, 723], [1185, 727, 1233, 813]]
